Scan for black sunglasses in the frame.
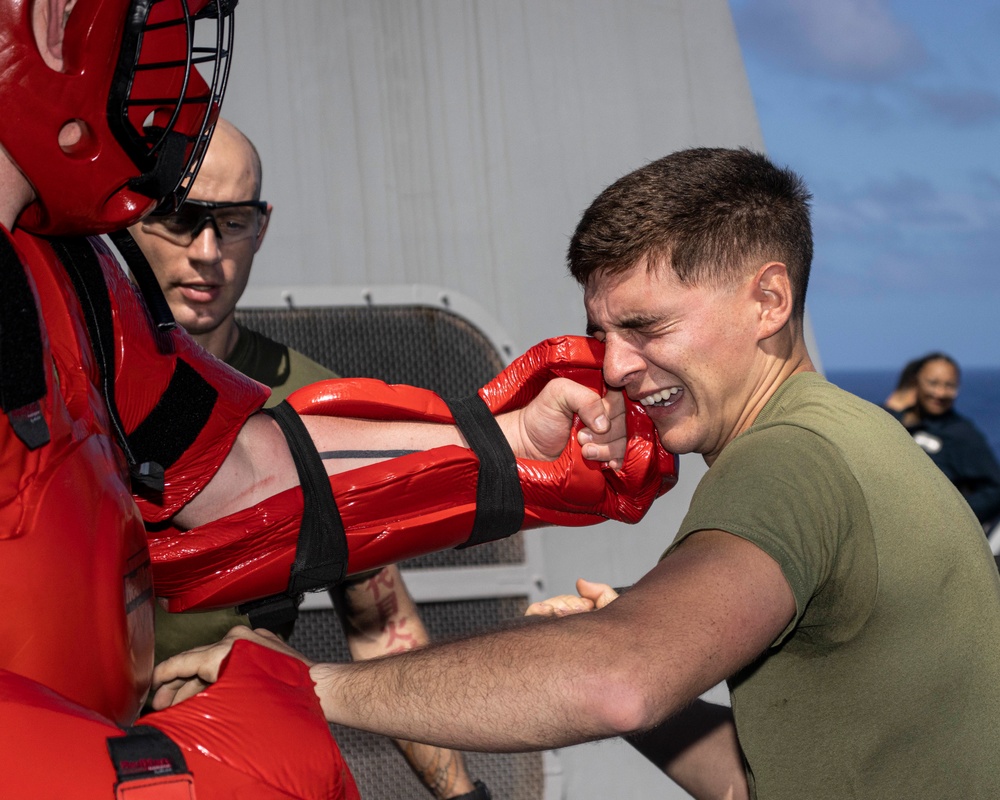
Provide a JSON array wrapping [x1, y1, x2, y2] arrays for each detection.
[[141, 199, 268, 246]]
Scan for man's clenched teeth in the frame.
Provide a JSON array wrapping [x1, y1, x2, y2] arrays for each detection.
[[640, 387, 682, 408]]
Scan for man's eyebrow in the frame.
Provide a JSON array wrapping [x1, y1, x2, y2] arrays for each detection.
[[619, 313, 662, 329], [588, 313, 663, 337]]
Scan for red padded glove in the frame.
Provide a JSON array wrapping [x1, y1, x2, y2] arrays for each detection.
[[0, 640, 357, 799], [149, 336, 677, 611], [478, 335, 677, 525]]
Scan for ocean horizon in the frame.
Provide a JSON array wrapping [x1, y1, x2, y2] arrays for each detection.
[[826, 368, 1000, 461]]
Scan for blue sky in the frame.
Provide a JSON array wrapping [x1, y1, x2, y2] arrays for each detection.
[[729, 0, 1000, 370]]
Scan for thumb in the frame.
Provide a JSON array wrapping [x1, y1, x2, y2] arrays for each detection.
[[575, 578, 619, 609]]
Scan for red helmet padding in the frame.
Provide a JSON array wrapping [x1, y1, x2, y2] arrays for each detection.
[[0, 0, 221, 235]]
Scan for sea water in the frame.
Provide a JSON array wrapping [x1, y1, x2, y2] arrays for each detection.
[[826, 368, 1000, 460]]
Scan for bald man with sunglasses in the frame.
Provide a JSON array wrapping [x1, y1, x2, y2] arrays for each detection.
[[130, 119, 329, 394], [130, 119, 490, 800]]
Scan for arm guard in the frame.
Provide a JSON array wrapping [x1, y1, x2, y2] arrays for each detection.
[[150, 336, 677, 612], [0, 640, 358, 799]]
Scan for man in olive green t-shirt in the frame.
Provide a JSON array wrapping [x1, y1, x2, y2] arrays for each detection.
[[148, 148, 1000, 799]]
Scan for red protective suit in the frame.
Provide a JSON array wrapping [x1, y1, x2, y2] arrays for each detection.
[[0, 229, 355, 798], [0, 228, 673, 797]]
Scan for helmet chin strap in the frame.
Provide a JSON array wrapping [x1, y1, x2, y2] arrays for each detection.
[[107, 228, 177, 332], [0, 230, 50, 450], [129, 131, 191, 212]]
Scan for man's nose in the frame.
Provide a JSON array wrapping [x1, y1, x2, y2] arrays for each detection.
[[602, 334, 645, 388], [188, 223, 222, 263]]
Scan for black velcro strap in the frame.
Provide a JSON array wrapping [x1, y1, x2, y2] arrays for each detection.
[[107, 228, 176, 332], [239, 401, 349, 629], [236, 593, 302, 633], [49, 236, 168, 491], [126, 358, 218, 476], [444, 394, 524, 547], [0, 232, 50, 450], [106, 725, 192, 786]]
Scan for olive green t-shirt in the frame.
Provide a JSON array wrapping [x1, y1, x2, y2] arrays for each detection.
[[669, 372, 1000, 799], [226, 323, 337, 407], [153, 325, 336, 664]]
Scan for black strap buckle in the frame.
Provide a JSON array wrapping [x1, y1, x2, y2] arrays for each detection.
[[106, 725, 194, 798]]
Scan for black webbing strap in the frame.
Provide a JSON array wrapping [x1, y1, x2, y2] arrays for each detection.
[[107, 228, 177, 332], [49, 236, 165, 492], [238, 400, 349, 630], [0, 231, 50, 449], [125, 358, 218, 473], [444, 394, 524, 548], [106, 725, 194, 797]]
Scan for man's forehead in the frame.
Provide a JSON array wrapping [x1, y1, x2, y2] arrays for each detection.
[[584, 267, 666, 331], [583, 258, 676, 300]]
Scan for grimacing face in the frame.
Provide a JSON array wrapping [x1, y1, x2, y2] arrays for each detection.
[[584, 261, 765, 465]]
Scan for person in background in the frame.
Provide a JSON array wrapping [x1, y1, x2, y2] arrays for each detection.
[[884, 352, 1000, 527], [131, 118, 489, 800], [153, 147, 1000, 798]]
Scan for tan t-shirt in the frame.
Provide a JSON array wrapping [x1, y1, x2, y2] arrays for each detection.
[[668, 372, 1000, 799]]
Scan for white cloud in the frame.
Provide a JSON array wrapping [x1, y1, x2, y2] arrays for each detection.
[[734, 0, 927, 81]]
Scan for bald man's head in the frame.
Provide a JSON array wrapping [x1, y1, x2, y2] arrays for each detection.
[[130, 118, 271, 359], [200, 118, 264, 201]]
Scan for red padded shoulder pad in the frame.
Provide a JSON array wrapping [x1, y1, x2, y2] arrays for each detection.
[[0, 640, 358, 798]]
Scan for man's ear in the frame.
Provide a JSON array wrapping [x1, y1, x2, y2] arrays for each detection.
[[36, 0, 74, 68], [753, 262, 793, 340], [253, 203, 272, 253]]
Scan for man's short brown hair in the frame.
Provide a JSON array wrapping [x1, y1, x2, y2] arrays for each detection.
[[568, 148, 813, 321]]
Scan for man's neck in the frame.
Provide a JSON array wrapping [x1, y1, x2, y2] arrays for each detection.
[[0, 147, 35, 232], [192, 318, 241, 362]]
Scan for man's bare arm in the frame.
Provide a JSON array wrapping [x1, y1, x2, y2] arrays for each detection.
[[306, 530, 795, 750], [154, 530, 794, 760], [173, 378, 625, 530], [628, 701, 748, 800], [528, 579, 748, 800]]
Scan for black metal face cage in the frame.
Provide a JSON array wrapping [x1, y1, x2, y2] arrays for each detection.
[[107, 0, 238, 212]]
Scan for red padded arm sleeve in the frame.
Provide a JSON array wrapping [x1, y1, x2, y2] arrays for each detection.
[[150, 336, 677, 611]]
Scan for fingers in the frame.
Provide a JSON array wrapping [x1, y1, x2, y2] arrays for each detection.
[[507, 378, 593, 461], [504, 379, 625, 465], [150, 625, 267, 710], [575, 578, 619, 609], [152, 676, 209, 710], [525, 593, 597, 617], [524, 577, 618, 618], [578, 390, 627, 469], [151, 640, 231, 709]]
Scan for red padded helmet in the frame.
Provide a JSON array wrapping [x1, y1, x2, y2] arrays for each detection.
[[0, 0, 235, 235]]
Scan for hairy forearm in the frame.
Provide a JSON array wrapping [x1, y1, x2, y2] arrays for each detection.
[[309, 532, 793, 753], [310, 610, 661, 752]]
